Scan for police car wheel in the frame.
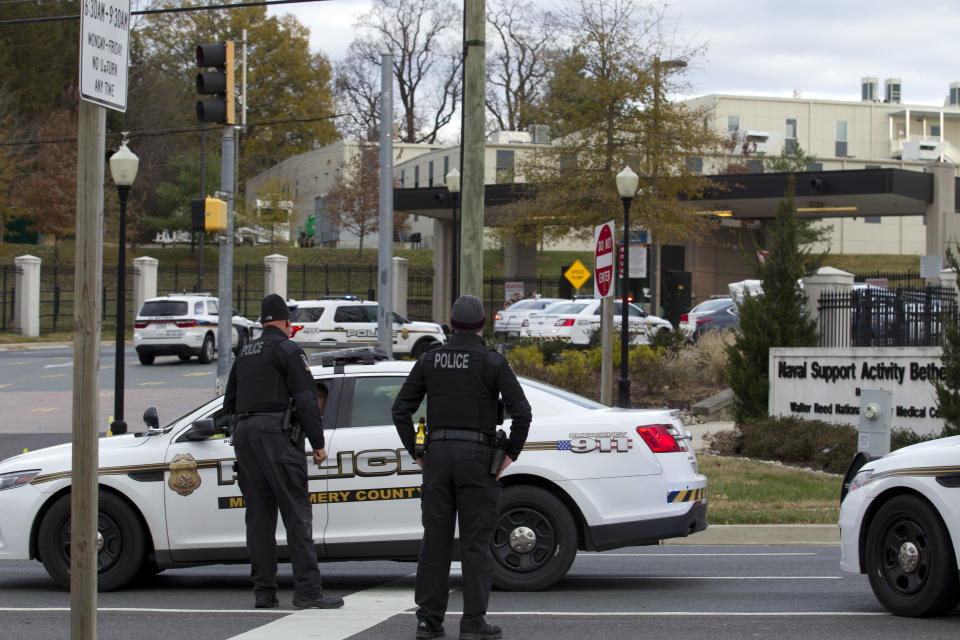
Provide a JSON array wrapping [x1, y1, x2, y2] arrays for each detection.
[[865, 494, 960, 617], [138, 352, 155, 365], [198, 335, 215, 364], [178, 354, 192, 361], [37, 491, 147, 592], [491, 485, 577, 591]]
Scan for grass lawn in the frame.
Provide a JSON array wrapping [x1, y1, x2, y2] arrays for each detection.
[[699, 454, 843, 525]]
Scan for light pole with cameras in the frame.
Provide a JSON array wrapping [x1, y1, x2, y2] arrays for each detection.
[[108, 138, 139, 435]]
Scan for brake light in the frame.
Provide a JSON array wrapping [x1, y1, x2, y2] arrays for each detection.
[[290, 324, 304, 337], [175, 320, 196, 328], [134, 321, 148, 329], [521, 319, 529, 327], [679, 314, 688, 323], [695, 318, 713, 326], [636, 425, 682, 453], [555, 318, 575, 327], [494, 312, 502, 321]]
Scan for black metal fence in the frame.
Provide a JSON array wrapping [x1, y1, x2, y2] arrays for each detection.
[[818, 285, 958, 347], [852, 270, 927, 291]]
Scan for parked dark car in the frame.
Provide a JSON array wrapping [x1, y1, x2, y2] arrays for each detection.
[[681, 297, 739, 340]]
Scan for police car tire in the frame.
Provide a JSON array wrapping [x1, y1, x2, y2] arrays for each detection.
[[37, 491, 147, 592], [864, 494, 960, 617], [138, 352, 155, 365], [491, 485, 577, 591], [178, 354, 192, 361], [198, 335, 215, 364]]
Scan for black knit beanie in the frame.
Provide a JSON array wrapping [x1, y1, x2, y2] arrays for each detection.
[[260, 293, 291, 323], [450, 295, 486, 332]]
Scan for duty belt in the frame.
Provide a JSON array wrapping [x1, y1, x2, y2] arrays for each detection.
[[237, 411, 285, 420], [428, 429, 493, 446]]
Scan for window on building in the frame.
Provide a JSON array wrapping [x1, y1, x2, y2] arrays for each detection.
[[746, 159, 763, 173], [835, 121, 848, 157], [443, 156, 450, 179], [785, 118, 798, 154], [414, 165, 420, 188], [428, 161, 434, 187], [727, 115, 740, 133], [496, 149, 515, 184], [400, 169, 406, 187], [931, 125, 941, 137], [865, 217, 882, 224], [865, 164, 881, 169], [686, 157, 703, 173], [806, 162, 822, 171]]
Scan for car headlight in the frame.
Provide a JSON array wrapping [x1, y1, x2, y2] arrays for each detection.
[[847, 468, 873, 494], [0, 470, 40, 491]]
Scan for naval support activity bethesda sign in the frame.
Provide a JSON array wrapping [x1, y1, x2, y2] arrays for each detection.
[[769, 347, 945, 436]]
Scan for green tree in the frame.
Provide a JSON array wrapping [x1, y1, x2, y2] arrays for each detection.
[[502, 0, 724, 247], [725, 174, 822, 425], [765, 143, 833, 247], [932, 247, 960, 437]]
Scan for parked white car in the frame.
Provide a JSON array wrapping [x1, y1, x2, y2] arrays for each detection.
[[493, 298, 565, 338], [839, 436, 960, 616], [133, 294, 255, 365], [521, 299, 672, 345], [0, 349, 707, 593], [251, 298, 446, 358]]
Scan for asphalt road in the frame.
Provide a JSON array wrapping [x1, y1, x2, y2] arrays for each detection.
[[0, 346, 220, 442], [0, 546, 956, 640]]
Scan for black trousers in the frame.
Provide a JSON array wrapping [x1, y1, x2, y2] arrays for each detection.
[[416, 440, 501, 628], [233, 416, 323, 600]]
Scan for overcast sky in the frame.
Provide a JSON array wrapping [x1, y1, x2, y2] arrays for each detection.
[[271, 0, 960, 107]]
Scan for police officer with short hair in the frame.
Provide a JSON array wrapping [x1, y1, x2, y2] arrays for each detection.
[[393, 295, 532, 640], [224, 293, 344, 610]]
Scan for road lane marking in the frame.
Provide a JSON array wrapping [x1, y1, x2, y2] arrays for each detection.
[[0, 384, 11, 390], [0, 608, 283, 614], [227, 573, 417, 640], [43, 362, 73, 368], [40, 374, 65, 379], [29, 408, 57, 413], [7, 361, 28, 365], [0, 608, 890, 617], [565, 575, 843, 580], [139, 381, 165, 386], [578, 552, 818, 557], [404, 611, 891, 617], [184, 371, 213, 377]]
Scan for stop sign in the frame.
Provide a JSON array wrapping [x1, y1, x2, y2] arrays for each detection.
[[594, 221, 614, 298]]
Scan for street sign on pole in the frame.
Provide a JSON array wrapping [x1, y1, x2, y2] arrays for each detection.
[[79, 0, 131, 112], [564, 259, 591, 291], [595, 220, 614, 298]]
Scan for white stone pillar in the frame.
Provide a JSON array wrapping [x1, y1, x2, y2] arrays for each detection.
[[133, 256, 159, 316], [264, 254, 289, 299], [803, 266, 854, 347], [393, 256, 409, 317], [14, 255, 41, 337]]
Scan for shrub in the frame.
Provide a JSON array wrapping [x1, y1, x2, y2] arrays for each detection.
[[649, 327, 688, 355], [543, 349, 593, 396], [738, 415, 857, 473], [506, 343, 545, 378], [694, 330, 734, 386]]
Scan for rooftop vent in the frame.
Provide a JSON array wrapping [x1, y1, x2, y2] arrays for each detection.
[[861, 77, 879, 102], [949, 82, 960, 107], [884, 78, 901, 104]]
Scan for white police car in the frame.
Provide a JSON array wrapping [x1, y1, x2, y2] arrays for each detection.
[[839, 436, 960, 616], [133, 294, 255, 365], [522, 298, 672, 344], [0, 348, 707, 592], [252, 298, 446, 358]]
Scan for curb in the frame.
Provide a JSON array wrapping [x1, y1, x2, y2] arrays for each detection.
[[663, 524, 840, 546], [0, 341, 112, 351]]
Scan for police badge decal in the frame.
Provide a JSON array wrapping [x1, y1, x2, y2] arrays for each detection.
[[168, 453, 202, 496]]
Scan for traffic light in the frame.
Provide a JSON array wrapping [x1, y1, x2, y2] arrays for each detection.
[[195, 41, 235, 124], [191, 196, 227, 232]]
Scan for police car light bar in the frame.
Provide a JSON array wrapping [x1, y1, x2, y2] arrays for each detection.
[[314, 346, 388, 367]]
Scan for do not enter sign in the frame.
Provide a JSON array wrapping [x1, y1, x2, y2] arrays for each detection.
[[594, 220, 614, 298]]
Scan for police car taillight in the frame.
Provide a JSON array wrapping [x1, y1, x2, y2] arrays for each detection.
[[175, 319, 196, 328], [134, 321, 149, 329], [679, 313, 689, 323], [636, 425, 682, 453], [555, 318, 575, 327], [494, 312, 502, 321], [290, 324, 304, 336]]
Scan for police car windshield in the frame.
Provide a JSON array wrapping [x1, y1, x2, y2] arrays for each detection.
[[518, 377, 605, 411]]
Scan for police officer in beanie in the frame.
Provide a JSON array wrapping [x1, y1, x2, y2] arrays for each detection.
[[224, 293, 344, 610], [393, 295, 532, 640]]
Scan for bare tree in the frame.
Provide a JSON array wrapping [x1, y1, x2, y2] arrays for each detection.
[[337, 0, 462, 143], [485, 0, 556, 133]]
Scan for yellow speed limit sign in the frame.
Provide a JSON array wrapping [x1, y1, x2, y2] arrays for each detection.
[[564, 259, 592, 290]]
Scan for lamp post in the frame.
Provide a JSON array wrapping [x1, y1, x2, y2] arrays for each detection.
[[109, 138, 139, 435], [616, 166, 639, 409], [445, 168, 461, 301]]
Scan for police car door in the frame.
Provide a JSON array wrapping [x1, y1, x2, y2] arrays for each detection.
[[321, 374, 424, 558], [163, 398, 331, 562]]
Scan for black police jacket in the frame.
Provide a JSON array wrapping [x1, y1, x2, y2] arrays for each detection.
[[392, 332, 532, 460], [223, 325, 325, 450]]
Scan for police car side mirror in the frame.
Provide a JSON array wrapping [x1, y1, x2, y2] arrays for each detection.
[[185, 418, 216, 441], [143, 406, 160, 431]]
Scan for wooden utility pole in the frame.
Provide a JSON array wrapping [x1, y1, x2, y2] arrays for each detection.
[[460, 0, 486, 297], [72, 98, 105, 640], [377, 53, 394, 357]]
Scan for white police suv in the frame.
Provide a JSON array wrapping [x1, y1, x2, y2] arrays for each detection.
[[839, 436, 960, 616], [252, 298, 446, 358], [0, 348, 707, 592], [133, 294, 255, 365]]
